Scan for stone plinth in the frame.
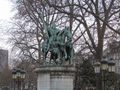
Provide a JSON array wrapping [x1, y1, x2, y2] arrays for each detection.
[[35, 66, 76, 90]]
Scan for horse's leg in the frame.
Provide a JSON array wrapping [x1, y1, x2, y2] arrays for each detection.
[[49, 54, 52, 64], [64, 48, 67, 59], [57, 49, 63, 65], [53, 53, 57, 65], [43, 53, 46, 65], [54, 57, 57, 65], [69, 48, 74, 65]]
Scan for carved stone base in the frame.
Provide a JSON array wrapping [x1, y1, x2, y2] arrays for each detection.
[[35, 66, 76, 90]]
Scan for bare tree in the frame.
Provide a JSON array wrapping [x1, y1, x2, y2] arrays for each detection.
[[10, 0, 69, 65], [46, 0, 120, 60]]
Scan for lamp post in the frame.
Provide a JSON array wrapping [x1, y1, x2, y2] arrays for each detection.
[[12, 68, 25, 90], [12, 69, 17, 90], [94, 62, 101, 90], [94, 57, 115, 90], [108, 58, 115, 72]]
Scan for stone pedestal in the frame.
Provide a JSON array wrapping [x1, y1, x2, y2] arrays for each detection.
[[35, 66, 76, 90]]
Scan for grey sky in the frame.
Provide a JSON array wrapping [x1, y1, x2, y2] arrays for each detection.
[[0, 0, 14, 50]]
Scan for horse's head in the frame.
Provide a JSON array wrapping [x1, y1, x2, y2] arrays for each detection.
[[51, 22, 56, 29], [62, 27, 72, 40], [42, 41, 49, 53], [62, 27, 70, 34]]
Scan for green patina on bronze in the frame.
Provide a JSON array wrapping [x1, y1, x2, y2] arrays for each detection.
[[41, 14, 74, 65]]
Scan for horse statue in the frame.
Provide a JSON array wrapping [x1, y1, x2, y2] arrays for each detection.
[[40, 14, 74, 65], [58, 27, 74, 65]]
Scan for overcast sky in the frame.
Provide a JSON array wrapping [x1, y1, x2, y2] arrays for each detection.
[[0, 0, 14, 50]]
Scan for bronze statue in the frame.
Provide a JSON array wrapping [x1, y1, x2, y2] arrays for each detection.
[[41, 14, 74, 65]]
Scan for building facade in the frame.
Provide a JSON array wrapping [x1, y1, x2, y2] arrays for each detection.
[[0, 49, 8, 70], [105, 40, 120, 73]]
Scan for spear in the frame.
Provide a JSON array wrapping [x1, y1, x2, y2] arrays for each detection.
[[39, 14, 49, 38]]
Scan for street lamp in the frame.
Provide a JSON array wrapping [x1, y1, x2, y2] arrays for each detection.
[[94, 62, 101, 90], [12, 69, 17, 79], [94, 62, 101, 73], [21, 69, 26, 79], [94, 57, 116, 90], [101, 57, 108, 71], [12, 68, 26, 90], [108, 58, 115, 72], [12, 69, 17, 90]]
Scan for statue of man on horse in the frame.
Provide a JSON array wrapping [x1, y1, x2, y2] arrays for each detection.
[[41, 14, 74, 65]]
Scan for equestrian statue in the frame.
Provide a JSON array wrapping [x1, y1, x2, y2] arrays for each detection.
[[40, 14, 74, 65]]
